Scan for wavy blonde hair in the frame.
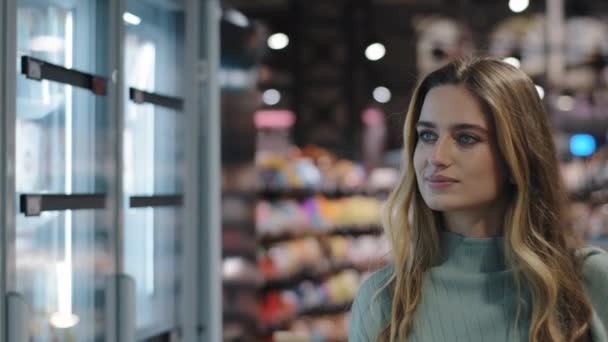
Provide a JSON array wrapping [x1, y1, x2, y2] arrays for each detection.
[[378, 57, 593, 342]]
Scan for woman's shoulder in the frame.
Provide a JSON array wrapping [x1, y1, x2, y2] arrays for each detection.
[[348, 264, 394, 341], [356, 264, 394, 299], [351, 264, 394, 315], [577, 245, 608, 340], [578, 245, 608, 284]]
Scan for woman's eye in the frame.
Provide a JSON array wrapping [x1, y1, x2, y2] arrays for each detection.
[[418, 131, 437, 142], [457, 134, 478, 145]]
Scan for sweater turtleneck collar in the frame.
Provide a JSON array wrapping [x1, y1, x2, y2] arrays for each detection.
[[439, 229, 508, 273]]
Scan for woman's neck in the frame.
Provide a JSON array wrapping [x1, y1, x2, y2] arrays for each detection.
[[441, 200, 507, 238]]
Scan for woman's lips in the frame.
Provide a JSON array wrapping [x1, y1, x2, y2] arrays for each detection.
[[425, 176, 458, 189]]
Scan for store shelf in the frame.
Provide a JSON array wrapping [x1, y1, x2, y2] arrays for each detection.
[[569, 179, 608, 202], [222, 249, 257, 262], [258, 224, 383, 246], [224, 310, 259, 326], [259, 319, 292, 336], [262, 260, 387, 292], [261, 301, 353, 336], [222, 190, 256, 200], [256, 162, 394, 339], [298, 301, 353, 317], [262, 267, 323, 292], [223, 280, 262, 292], [257, 187, 388, 200], [223, 222, 256, 230]]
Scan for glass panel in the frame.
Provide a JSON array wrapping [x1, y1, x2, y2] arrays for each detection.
[[122, 1, 184, 339], [15, 1, 111, 341]]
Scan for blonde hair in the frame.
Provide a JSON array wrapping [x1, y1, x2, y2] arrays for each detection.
[[378, 57, 593, 342]]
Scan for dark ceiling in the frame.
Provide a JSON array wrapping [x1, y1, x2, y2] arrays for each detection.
[[222, 0, 608, 158]]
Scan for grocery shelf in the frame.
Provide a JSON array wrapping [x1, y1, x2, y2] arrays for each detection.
[[255, 170, 393, 339], [222, 249, 257, 262], [261, 260, 388, 292], [223, 310, 259, 325], [223, 280, 262, 292], [259, 319, 292, 336], [258, 224, 383, 246], [262, 267, 324, 292], [257, 187, 389, 200], [298, 301, 353, 317], [260, 301, 354, 336], [222, 190, 257, 200]]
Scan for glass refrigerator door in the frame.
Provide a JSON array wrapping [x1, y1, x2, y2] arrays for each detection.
[[123, 1, 184, 339], [15, 0, 112, 341]]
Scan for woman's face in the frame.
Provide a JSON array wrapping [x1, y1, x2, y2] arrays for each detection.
[[413, 84, 508, 213]]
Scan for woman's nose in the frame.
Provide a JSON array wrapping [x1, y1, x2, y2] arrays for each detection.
[[429, 137, 452, 167]]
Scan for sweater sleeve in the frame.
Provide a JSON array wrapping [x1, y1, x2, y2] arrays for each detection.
[[580, 246, 608, 341], [348, 265, 393, 342]]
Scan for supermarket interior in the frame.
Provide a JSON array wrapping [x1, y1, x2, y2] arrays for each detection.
[[0, 0, 607, 341]]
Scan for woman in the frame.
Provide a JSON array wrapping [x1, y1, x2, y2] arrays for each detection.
[[349, 57, 608, 342]]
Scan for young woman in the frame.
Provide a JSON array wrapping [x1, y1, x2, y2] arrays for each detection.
[[349, 57, 608, 342]]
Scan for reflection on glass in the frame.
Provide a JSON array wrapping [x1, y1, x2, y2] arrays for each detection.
[[123, 2, 184, 339], [15, 1, 111, 341]]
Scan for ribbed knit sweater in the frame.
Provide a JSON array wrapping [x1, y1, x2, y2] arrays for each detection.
[[348, 230, 608, 341]]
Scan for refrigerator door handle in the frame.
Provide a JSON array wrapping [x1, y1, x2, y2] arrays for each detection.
[[129, 195, 183, 208], [129, 87, 183, 111]]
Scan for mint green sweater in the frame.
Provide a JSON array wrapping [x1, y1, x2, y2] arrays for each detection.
[[349, 230, 608, 341]]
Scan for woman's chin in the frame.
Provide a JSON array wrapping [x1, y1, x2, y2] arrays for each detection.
[[424, 198, 469, 212]]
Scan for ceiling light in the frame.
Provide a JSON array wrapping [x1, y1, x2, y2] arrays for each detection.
[[263, 89, 281, 105], [268, 33, 289, 50], [373, 86, 391, 103], [509, 0, 529, 13], [365, 43, 386, 61], [556, 95, 574, 111]]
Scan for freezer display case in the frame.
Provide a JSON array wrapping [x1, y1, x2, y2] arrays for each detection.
[[15, 0, 113, 340], [122, 0, 185, 340]]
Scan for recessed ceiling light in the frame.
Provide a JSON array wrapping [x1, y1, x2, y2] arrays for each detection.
[[373, 86, 391, 103], [263, 89, 281, 105], [365, 43, 386, 61], [268, 33, 289, 50]]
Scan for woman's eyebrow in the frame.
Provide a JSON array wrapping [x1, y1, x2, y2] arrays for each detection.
[[416, 121, 488, 133], [452, 123, 488, 133], [415, 121, 436, 129]]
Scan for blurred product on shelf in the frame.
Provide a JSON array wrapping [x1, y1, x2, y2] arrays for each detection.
[[223, 194, 256, 224], [561, 147, 608, 246], [251, 144, 396, 341], [570, 201, 608, 241], [288, 314, 350, 342], [256, 145, 397, 194], [258, 235, 389, 285], [327, 235, 389, 266], [256, 196, 383, 237], [259, 269, 371, 341], [223, 256, 262, 286], [561, 148, 608, 196], [259, 237, 326, 280]]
